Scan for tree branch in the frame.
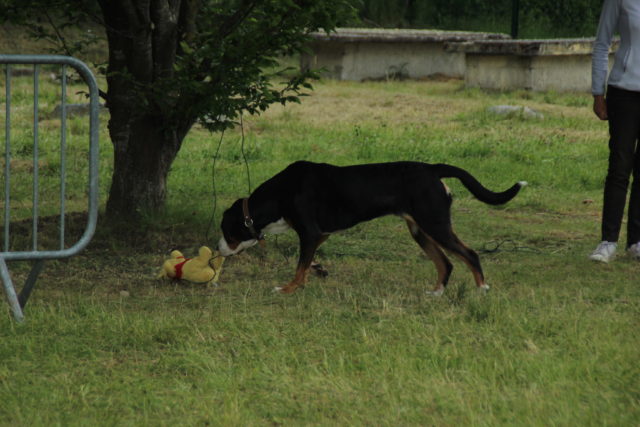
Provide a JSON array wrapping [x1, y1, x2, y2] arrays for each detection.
[[177, 0, 199, 43], [216, 0, 260, 39], [151, 0, 179, 80]]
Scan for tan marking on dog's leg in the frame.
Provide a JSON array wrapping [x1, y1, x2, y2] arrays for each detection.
[[423, 241, 449, 295], [277, 266, 309, 294], [405, 218, 452, 296], [449, 238, 489, 292], [276, 235, 329, 294]]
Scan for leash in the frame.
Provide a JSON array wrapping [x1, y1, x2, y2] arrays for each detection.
[[242, 197, 265, 241], [206, 112, 253, 245], [240, 113, 252, 194], [479, 239, 540, 254], [208, 254, 224, 276], [205, 129, 226, 245]]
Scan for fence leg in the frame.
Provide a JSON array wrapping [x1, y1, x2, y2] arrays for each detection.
[[0, 257, 24, 322], [19, 259, 45, 309]]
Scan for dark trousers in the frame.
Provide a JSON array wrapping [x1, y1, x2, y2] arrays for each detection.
[[602, 85, 640, 247]]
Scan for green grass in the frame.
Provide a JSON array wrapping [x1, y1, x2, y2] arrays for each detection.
[[1, 76, 639, 425]]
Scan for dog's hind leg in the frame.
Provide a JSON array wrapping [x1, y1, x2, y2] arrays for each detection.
[[425, 225, 488, 292], [405, 218, 452, 296], [276, 234, 329, 294], [408, 208, 489, 292], [449, 232, 489, 292]]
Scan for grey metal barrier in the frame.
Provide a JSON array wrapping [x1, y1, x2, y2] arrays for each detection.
[[1, 55, 100, 322]]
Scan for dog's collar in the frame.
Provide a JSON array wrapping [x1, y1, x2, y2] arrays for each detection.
[[242, 198, 264, 241]]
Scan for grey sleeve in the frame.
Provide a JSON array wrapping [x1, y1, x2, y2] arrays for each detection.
[[591, 0, 620, 95]]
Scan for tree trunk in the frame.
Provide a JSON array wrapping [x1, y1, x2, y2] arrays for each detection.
[[105, 111, 186, 218], [98, 0, 195, 220]]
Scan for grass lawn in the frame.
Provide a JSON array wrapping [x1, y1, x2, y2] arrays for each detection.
[[1, 75, 639, 425]]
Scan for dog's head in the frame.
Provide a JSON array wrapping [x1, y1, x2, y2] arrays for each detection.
[[218, 198, 261, 256]]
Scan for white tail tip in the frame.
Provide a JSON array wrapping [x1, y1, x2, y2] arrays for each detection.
[[518, 181, 528, 187]]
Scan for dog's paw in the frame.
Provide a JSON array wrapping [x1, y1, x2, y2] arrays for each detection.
[[479, 284, 490, 293], [426, 287, 445, 297], [311, 263, 329, 278], [273, 285, 300, 294]]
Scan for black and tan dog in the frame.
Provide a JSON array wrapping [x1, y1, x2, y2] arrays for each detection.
[[219, 161, 526, 295]]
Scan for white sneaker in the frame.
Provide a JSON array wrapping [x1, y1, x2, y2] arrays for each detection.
[[628, 242, 640, 260], [589, 241, 617, 263]]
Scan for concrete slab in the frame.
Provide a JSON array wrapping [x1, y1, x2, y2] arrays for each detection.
[[446, 38, 619, 92], [301, 28, 510, 81]]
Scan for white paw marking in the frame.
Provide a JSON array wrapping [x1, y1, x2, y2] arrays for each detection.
[[427, 287, 445, 297]]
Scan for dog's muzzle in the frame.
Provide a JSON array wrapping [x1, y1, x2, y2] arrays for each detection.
[[218, 236, 258, 257]]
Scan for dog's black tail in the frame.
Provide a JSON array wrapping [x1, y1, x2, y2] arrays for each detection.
[[434, 163, 527, 205]]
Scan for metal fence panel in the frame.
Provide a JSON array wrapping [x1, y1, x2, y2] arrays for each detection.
[[0, 55, 100, 321]]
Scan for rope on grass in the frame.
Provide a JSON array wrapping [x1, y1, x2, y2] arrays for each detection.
[[479, 239, 540, 254]]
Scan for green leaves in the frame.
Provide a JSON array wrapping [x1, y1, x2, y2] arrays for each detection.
[[164, 0, 356, 132], [3, 0, 356, 134]]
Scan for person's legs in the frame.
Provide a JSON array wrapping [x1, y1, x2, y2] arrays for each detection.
[[626, 117, 640, 247], [601, 86, 640, 244]]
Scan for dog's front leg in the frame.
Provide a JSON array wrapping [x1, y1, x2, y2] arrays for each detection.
[[276, 234, 328, 294]]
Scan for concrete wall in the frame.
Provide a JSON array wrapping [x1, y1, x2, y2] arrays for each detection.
[[303, 40, 467, 81], [303, 29, 619, 92], [463, 54, 602, 92], [301, 28, 509, 81], [451, 39, 618, 92]]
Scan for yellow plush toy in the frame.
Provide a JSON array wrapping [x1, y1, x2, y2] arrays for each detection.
[[157, 246, 225, 286]]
